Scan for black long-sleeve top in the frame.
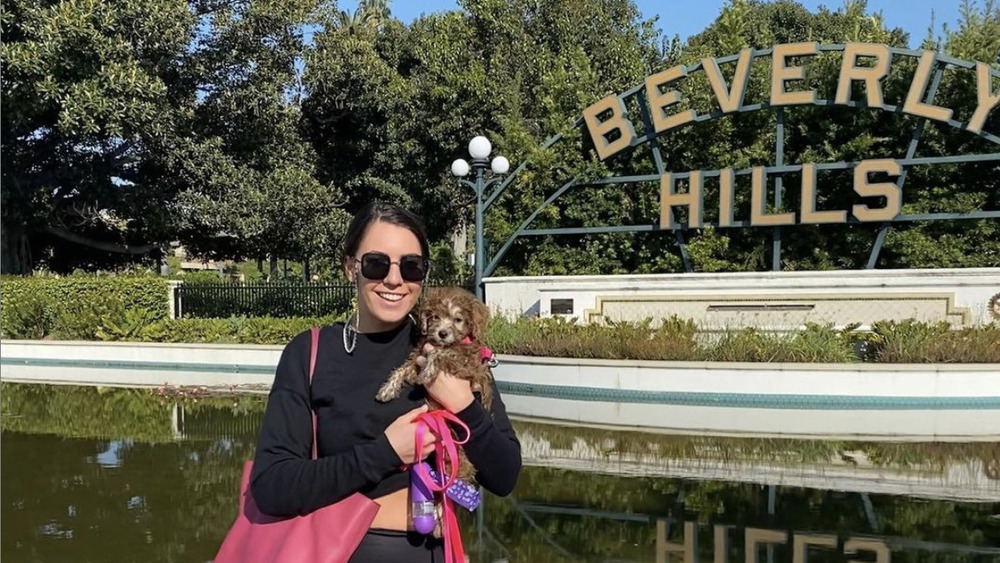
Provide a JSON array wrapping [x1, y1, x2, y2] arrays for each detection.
[[249, 321, 522, 517]]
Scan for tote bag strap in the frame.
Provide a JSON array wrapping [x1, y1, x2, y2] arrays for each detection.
[[309, 326, 320, 460]]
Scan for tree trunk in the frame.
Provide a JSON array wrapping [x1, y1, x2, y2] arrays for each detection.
[[303, 257, 311, 282], [451, 223, 468, 261], [1, 217, 32, 274], [268, 254, 278, 280]]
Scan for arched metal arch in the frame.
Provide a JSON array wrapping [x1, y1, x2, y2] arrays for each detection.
[[477, 44, 1000, 278]]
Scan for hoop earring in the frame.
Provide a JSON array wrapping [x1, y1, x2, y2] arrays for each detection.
[[409, 284, 426, 330], [343, 283, 359, 354]]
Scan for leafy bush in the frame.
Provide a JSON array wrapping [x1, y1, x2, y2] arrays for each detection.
[[137, 315, 342, 345], [0, 290, 58, 339], [1, 275, 170, 339], [701, 323, 858, 363], [487, 316, 700, 361], [488, 317, 996, 363], [868, 320, 1000, 363], [2, 277, 996, 364]]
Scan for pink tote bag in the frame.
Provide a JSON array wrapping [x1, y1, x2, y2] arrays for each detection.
[[214, 327, 380, 563]]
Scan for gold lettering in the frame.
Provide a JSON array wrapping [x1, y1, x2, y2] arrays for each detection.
[[771, 42, 820, 106], [660, 172, 703, 229], [657, 520, 697, 563], [745, 528, 788, 563], [703, 48, 753, 113], [844, 538, 891, 563], [719, 168, 736, 227], [903, 51, 953, 123], [582, 95, 637, 161], [793, 533, 838, 563], [835, 42, 890, 108], [800, 163, 847, 224], [646, 65, 698, 133], [968, 61, 1000, 134], [751, 167, 795, 226], [853, 159, 902, 222]]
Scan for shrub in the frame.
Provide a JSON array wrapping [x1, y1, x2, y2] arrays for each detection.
[[869, 320, 1000, 363], [701, 323, 858, 363], [488, 316, 701, 361], [137, 315, 342, 345], [3, 278, 997, 364], [1, 275, 169, 339], [0, 290, 58, 339], [488, 316, 995, 363]]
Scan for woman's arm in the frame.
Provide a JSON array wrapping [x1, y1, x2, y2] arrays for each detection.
[[249, 332, 402, 517], [453, 379, 522, 496]]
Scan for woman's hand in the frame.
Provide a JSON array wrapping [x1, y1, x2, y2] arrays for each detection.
[[417, 343, 475, 413], [384, 404, 436, 464]]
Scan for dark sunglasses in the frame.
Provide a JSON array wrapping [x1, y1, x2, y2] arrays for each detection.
[[355, 252, 429, 282]]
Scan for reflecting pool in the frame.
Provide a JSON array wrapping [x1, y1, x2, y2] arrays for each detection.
[[2, 383, 998, 562]]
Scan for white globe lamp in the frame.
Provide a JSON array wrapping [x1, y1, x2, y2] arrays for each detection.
[[490, 156, 510, 174], [451, 158, 470, 177], [468, 136, 492, 160]]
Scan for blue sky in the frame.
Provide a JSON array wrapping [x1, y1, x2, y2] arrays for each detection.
[[342, 0, 963, 48]]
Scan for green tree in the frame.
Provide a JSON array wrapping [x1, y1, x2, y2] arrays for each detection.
[[1, 0, 349, 275], [1, 0, 196, 273]]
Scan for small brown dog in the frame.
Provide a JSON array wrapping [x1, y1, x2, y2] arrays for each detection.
[[375, 286, 494, 479]]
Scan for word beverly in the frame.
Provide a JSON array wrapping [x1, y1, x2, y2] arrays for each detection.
[[584, 43, 1000, 161], [581, 43, 1000, 230]]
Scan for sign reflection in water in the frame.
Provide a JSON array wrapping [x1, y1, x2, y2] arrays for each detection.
[[1, 383, 998, 562]]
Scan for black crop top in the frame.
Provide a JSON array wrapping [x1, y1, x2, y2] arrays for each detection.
[[249, 321, 522, 517]]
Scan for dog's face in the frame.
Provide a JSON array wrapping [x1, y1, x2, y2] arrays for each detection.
[[419, 287, 490, 346]]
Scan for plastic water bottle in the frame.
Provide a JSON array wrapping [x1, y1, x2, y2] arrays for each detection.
[[410, 463, 436, 534]]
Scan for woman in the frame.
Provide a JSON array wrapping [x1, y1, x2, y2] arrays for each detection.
[[250, 202, 522, 562]]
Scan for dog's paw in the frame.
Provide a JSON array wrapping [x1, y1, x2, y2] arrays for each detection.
[[414, 355, 436, 385], [375, 382, 397, 402]]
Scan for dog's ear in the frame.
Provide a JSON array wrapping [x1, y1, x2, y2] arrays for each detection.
[[469, 296, 490, 340]]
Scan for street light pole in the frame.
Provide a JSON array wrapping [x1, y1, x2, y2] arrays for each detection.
[[473, 164, 486, 302], [451, 136, 509, 302]]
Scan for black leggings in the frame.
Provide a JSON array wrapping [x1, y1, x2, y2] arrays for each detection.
[[349, 528, 445, 563]]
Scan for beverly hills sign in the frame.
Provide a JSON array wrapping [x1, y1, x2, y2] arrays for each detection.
[[581, 43, 1000, 230]]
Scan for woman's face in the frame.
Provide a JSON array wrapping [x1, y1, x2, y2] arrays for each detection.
[[345, 220, 425, 333]]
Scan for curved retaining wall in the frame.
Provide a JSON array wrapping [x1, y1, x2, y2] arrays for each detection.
[[2, 340, 998, 440]]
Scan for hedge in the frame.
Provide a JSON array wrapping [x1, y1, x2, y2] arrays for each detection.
[[487, 316, 1000, 363], [2, 275, 997, 363], [0, 275, 170, 340], [135, 315, 341, 345]]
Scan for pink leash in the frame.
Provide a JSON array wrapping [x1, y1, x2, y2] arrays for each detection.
[[412, 410, 470, 563]]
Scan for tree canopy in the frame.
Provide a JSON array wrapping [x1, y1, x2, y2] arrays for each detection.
[[2, 0, 997, 275]]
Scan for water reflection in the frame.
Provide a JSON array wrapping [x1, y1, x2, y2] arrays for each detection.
[[2, 383, 998, 562]]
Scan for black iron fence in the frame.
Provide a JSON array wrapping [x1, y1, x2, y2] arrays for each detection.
[[173, 280, 474, 319]]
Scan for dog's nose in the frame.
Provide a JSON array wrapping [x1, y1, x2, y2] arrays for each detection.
[[438, 330, 448, 340]]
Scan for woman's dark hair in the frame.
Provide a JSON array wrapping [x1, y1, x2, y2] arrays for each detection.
[[341, 201, 431, 261]]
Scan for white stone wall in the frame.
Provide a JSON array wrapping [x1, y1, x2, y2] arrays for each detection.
[[4, 341, 997, 440], [484, 267, 1000, 329]]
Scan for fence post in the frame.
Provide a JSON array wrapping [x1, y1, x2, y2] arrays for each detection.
[[168, 280, 183, 319]]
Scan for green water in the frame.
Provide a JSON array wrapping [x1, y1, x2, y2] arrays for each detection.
[[2, 383, 998, 562]]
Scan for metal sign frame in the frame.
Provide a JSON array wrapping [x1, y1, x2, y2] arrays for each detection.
[[471, 44, 1000, 289]]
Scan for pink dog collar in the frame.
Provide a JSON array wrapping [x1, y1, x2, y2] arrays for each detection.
[[459, 336, 494, 363]]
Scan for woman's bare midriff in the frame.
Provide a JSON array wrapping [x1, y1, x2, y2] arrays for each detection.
[[369, 487, 410, 530]]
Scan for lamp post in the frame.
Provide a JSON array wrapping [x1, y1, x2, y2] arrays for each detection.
[[451, 135, 510, 301]]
